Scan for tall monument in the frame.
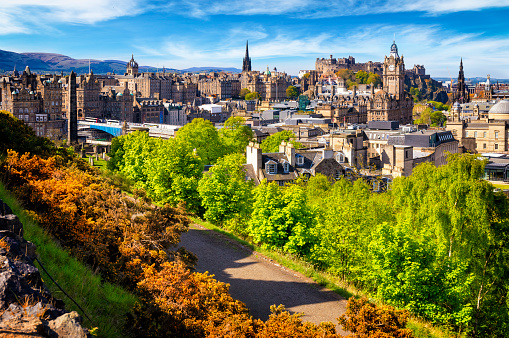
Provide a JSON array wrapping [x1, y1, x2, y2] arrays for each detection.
[[67, 71, 77, 144], [242, 41, 252, 72], [383, 40, 405, 100]]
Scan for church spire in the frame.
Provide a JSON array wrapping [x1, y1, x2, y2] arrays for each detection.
[[242, 40, 252, 72]]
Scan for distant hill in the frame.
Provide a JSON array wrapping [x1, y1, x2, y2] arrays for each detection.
[[0, 49, 244, 75], [180, 66, 241, 73]]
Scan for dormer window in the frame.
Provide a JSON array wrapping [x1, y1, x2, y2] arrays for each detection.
[[336, 152, 345, 163], [296, 154, 304, 166], [266, 161, 277, 175], [283, 161, 290, 173]]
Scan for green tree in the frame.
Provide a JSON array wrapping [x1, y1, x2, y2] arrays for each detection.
[[245, 92, 260, 101], [239, 88, 250, 99], [219, 116, 254, 155], [198, 153, 253, 225], [144, 137, 203, 212], [175, 118, 225, 165], [366, 73, 381, 88], [355, 70, 368, 84], [107, 136, 126, 171], [248, 181, 317, 255], [286, 85, 299, 98], [260, 130, 303, 153], [389, 154, 509, 335], [414, 107, 446, 127]]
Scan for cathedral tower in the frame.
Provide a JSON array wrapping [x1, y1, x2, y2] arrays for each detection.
[[126, 54, 139, 76], [242, 41, 252, 72], [383, 40, 405, 100]]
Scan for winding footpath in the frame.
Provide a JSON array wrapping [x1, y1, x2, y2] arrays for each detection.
[[179, 224, 348, 334]]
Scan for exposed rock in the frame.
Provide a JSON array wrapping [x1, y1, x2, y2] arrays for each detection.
[[0, 199, 91, 337], [47, 312, 89, 338]]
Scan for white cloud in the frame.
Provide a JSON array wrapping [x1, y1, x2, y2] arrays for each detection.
[[0, 0, 144, 33], [161, 0, 509, 18], [139, 23, 509, 78]]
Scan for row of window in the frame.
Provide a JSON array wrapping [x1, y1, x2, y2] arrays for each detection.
[[466, 130, 506, 139]]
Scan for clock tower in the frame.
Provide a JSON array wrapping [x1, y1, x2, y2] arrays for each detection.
[[383, 40, 405, 100]]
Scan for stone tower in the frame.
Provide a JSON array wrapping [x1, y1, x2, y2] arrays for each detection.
[[456, 58, 469, 103], [383, 40, 405, 100], [242, 41, 252, 72], [67, 71, 78, 144], [126, 54, 139, 76]]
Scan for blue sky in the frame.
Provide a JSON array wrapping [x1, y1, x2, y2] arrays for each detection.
[[1, 0, 509, 78]]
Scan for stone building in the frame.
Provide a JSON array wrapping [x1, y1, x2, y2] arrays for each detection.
[[366, 41, 414, 124], [0, 67, 66, 139], [315, 55, 383, 75], [447, 100, 509, 153]]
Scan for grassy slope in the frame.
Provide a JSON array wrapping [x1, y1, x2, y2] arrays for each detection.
[[0, 183, 138, 338], [191, 216, 456, 338]]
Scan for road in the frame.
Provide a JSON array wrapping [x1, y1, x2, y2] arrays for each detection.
[[179, 224, 348, 334]]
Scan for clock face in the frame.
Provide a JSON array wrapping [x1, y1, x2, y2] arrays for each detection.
[[389, 65, 395, 71]]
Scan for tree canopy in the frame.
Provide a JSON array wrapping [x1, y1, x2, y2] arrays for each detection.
[[260, 130, 303, 153], [286, 85, 299, 98]]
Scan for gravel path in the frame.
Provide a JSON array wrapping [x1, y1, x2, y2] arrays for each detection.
[[179, 224, 348, 333]]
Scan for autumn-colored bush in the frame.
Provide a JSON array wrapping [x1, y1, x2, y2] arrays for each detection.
[[255, 305, 339, 338], [337, 297, 414, 338]]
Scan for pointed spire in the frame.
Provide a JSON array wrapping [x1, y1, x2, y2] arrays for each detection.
[[242, 40, 252, 72]]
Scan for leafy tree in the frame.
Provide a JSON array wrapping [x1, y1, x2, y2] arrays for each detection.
[[219, 116, 254, 155], [260, 130, 303, 153], [355, 70, 369, 84], [390, 154, 509, 335], [249, 182, 317, 255], [0, 110, 56, 158], [245, 92, 260, 101], [414, 107, 446, 126], [366, 73, 382, 88], [239, 88, 251, 99], [286, 85, 299, 98], [107, 136, 126, 171], [428, 100, 450, 111], [335, 69, 355, 82], [198, 153, 253, 225], [175, 118, 225, 165], [409, 87, 421, 101]]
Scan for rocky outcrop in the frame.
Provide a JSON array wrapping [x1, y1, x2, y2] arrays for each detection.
[[0, 200, 91, 337], [405, 73, 448, 104]]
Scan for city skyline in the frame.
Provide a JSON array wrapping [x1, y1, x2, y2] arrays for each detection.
[[1, 1, 509, 78]]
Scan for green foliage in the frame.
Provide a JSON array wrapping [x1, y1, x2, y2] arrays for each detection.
[[428, 101, 450, 111], [239, 88, 250, 99], [260, 130, 303, 153], [309, 179, 393, 283], [286, 85, 299, 98], [219, 116, 254, 154], [0, 110, 56, 158], [248, 182, 317, 255], [175, 118, 225, 165], [106, 131, 204, 212], [355, 70, 369, 84], [245, 91, 260, 100], [410, 87, 421, 101], [367, 73, 382, 88], [414, 108, 447, 127], [198, 153, 253, 225]]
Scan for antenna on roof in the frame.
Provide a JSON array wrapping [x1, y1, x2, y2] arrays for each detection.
[[89, 59, 91, 74]]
